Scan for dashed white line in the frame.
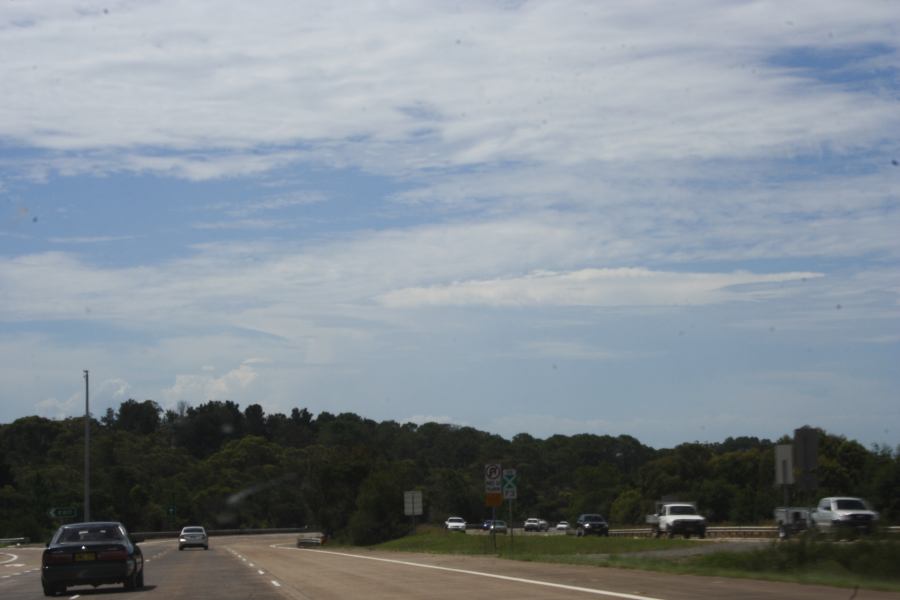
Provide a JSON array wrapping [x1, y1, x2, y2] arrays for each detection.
[[290, 548, 666, 600], [271, 580, 281, 587], [258, 569, 265, 575]]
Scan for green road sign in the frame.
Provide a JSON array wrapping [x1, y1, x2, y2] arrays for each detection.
[[49, 507, 77, 519]]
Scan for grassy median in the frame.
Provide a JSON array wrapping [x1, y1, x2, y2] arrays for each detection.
[[373, 528, 900, 592], [376, 527, 690, 557]]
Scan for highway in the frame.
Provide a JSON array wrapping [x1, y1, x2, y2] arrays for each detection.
[[3, 534, 899, 600]]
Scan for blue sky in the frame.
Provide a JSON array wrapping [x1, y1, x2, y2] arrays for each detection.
[[1, 1, 898, 448]]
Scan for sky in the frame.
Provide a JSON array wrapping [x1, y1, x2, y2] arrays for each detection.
[[1, 1, 898, 449]]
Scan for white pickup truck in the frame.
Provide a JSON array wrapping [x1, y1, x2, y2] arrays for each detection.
[[646, 502, 707, 539], [809, 497, 878, 534]]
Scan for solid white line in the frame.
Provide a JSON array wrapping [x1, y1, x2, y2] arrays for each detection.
[[0, 553, 17, 565], [291, 548, 666, 600]]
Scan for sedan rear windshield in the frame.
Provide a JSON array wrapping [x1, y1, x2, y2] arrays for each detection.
[[182, 527, 205, 533], [58, 526, 124, 543]]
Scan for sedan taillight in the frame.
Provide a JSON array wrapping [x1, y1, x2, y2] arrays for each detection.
[[97, 549, 128, 561]]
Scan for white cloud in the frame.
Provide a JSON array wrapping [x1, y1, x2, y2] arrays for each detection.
[[98, 378, 131, 399], [162, 360, 261, 406], [522, 341, 646, 362], [379, 268, 822, 308], [1, 1, 898, 180], [49, 236, 138, 244], [36, 392, 83, 420]]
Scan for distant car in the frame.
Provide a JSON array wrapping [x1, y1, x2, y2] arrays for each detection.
[[296, 532, 326, 547], [444, 517, 467, 532], [178, 525, 209, 550], [575, 513, 609, 537], [41, 521, 144, 596], [524, 518, 549, 532], [556, 520, 569, 531], [488, 519, 508, 534]]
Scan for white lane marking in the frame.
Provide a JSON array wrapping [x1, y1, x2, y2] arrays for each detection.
[[258, 569, 265, 575], [0, 553, 18, 565], [291, 548, 666, 600], [271, 580, 281, 587], [4, 563, 24, 567]]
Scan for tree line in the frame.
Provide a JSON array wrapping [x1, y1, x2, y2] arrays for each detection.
[[1, 399, 898, 545]]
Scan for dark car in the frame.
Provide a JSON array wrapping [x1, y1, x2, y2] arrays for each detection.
[[575, 513, 609, 537], [41, 521, 144, 596]]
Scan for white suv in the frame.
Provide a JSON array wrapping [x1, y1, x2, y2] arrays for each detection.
[[524, 518, 548, 532]]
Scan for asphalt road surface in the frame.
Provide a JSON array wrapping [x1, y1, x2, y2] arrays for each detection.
[[3, 534, 899, 600]]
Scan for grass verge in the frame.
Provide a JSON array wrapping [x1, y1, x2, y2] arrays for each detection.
[[376, 527, 691, 556], [373, 528, 900, 592]]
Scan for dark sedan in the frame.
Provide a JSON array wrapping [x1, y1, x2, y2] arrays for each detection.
[[575, 513, 609, 536], [41, 521, 144, 596]]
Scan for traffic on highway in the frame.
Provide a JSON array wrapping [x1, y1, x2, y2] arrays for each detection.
[[4, 533, 900, 600]]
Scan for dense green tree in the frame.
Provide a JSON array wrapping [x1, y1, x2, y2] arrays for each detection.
[[116, 400, 162, 434], [0, 411, 896, 542]]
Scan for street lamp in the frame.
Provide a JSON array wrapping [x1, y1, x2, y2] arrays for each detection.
[[84, 370, 90, 522]]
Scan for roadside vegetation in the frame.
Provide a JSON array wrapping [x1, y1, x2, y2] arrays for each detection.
[[608, 536, 900, 592], [375, 528, 900, 592], [376, 526, 692, 556]]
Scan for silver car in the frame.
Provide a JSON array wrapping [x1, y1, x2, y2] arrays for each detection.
[[178, 526, 209, 551]]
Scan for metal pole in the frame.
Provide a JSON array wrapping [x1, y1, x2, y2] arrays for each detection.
[[508, 499, 513, 553], [491, 505, 496, 550], [84, 370, 90, 522]]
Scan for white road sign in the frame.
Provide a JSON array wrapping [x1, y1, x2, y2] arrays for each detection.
[[485, 463, 502, 493]]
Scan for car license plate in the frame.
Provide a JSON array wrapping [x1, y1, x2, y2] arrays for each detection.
[[74, 552, 95, 562]]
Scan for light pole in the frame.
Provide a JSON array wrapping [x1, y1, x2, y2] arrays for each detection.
[[84, 370, 91, 522]]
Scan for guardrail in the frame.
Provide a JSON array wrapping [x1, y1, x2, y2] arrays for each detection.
[[609, 526, 900, 538], [475, 526, 900, 539], [609, 526, 776, 538], [133, 527, 308, 540], [0, 537, 29, 545]]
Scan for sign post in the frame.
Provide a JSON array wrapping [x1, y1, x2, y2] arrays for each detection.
[[48, 507, 77, 521], [502, 469, 517, 550], [775, 444, 794, 507], [485, 463, 502, 549], [403, 490, 423, 533]]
